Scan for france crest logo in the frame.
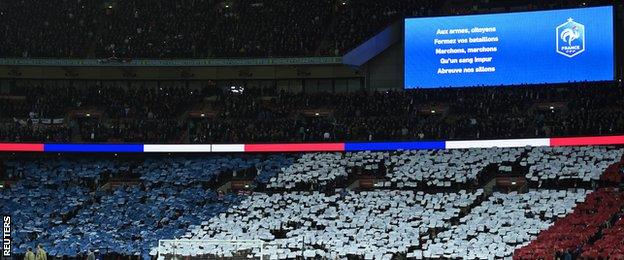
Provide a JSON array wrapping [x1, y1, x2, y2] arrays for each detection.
[[556, 18, 585, 58]]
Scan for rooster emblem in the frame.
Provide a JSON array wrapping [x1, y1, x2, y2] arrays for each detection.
[[560, 26, 580, 46], [556, 18, 585, 58]]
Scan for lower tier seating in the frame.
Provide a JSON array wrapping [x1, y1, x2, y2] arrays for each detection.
[[581, 215, 624, 258], [514, 188, 624, 259], [2, 145, 622, 259], [421, 190, 587, 259], [167, 190, 483, 259]]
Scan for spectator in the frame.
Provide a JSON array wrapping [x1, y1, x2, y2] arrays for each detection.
[[36, 244, 46, 260], [87, 249, 95, 260], [24, 248, 35, 260]]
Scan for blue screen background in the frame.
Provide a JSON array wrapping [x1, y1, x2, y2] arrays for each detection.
[[404, 6, 614, 89]]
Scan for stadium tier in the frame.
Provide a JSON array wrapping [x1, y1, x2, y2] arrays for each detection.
[[3, 0, 600, 59], [2, 146, 624, 259], [1, 0, 623, 259], [1, 81, 623, 144]]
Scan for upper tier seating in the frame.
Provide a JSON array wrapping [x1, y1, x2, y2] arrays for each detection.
[[0, 0, 438, 58], [0, 0, 594, 58]]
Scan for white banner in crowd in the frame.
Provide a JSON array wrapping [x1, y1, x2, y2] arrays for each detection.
[[12, 117, 64, 126]]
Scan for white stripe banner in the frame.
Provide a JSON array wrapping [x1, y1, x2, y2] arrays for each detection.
[[446, 138, 550, 149], [211, 144, 245, 152], [143, 144, 212, 153]]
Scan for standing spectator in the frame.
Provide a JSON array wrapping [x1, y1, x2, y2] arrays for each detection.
[[36, 244, 46, 260], [87, 248, 95, 260], [24, 248, 35, 260]]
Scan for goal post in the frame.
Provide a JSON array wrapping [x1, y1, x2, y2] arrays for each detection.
[[157, 239, 266, 260]]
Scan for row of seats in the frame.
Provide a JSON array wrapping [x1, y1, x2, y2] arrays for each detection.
[[139, 157, 259, 185], [264, 146, 620, 189], [514, 188, 624, 259], [420, 190, 588, 259], [6, 146, 621, 190], [391, 148, 524, 187], [6, 158, 121, 182], [265, 153, 347, 189], [261, 148, 525, 189]]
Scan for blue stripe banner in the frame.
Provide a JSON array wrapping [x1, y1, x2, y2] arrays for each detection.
[[344, 141, 446, 151], [44, 144, 144, 153]]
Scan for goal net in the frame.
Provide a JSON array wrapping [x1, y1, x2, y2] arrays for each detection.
[[157, 239, 266, 260]]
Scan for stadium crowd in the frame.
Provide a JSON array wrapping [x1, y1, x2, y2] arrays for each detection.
[[2, 145, 623, 259], [0, 81, 622, 143], [147, 81, 624, 143], [1, 0, 623, 259], [0, 0, 608, 58]]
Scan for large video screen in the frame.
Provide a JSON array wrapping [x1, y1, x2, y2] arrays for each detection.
[[404, 6, 614, 89]]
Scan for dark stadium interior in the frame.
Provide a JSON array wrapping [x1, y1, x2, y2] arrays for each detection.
[[1, 80, 623, 144], [0, 0, 617, 59], [1, 0, 624, 259]]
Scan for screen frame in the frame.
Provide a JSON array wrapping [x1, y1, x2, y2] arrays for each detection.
[[402, 5, 616, 89]]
